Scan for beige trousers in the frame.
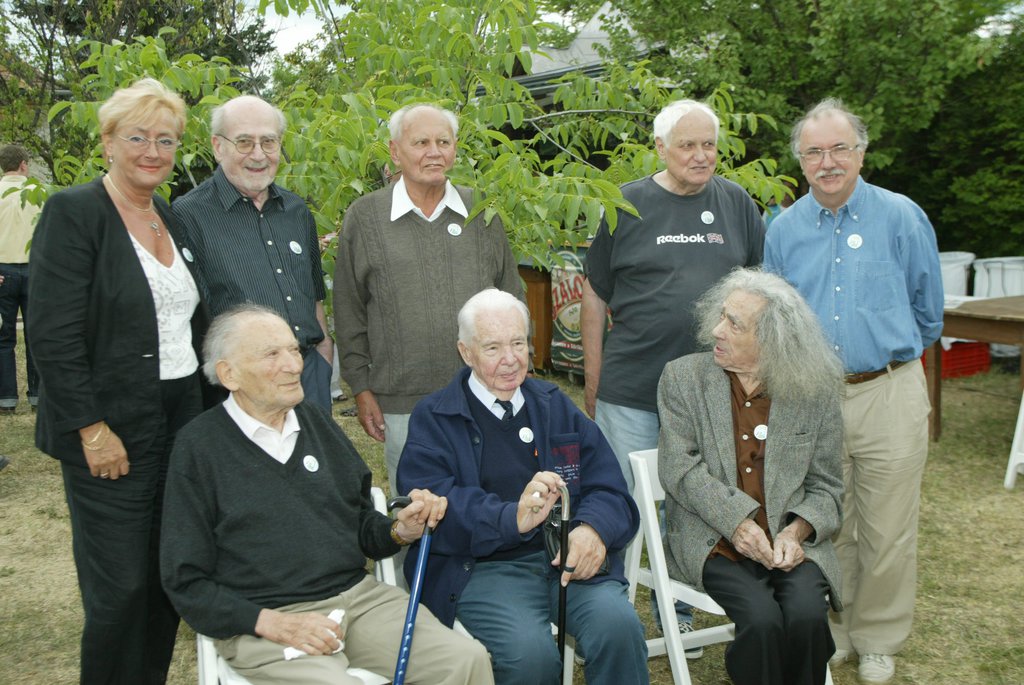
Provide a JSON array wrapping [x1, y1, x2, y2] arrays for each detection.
[[829, 360, 930, 655], [217, 576, 493, 684]]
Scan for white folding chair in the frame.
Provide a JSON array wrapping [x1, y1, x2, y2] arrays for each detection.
[[1004, 389, 1024, 489], [195, 486, 395, 685], [625, 449, 834, 685]]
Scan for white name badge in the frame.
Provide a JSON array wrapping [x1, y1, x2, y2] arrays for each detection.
[[701, 211, 715, 225], [447, 223, 462, 237], [303, 455, 319, 472], [847, 234, 863, 249], [519, 427, 534, 443], [289, 240, 303, 254], [754, 424, 768, 441], [182, 247, 194, 263]]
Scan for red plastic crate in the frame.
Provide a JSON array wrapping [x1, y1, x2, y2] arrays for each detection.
[[922, 342, 991, 379]]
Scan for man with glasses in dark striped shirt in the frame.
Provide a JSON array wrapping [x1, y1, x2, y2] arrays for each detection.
[[174, 95, 334, 412]]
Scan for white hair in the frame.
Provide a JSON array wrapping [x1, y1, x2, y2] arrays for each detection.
[[389, 103, 459, 142], [201, 304, 287, 386], [695, 268, 843, 402], [652, 99, 720, 145], [458, 289, 529, 345]]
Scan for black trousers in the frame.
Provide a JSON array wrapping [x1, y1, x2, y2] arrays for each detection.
[[702, 555, 835, 685], [61, 373, 200, 685]]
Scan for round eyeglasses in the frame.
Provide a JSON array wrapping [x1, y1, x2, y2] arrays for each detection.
[[216, 135, 281, 155]]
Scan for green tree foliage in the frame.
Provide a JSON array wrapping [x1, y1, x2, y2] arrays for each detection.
[[0, 0, 273, 171], [875, 16, 1024, 256], [258, 0, 785, 267], [578, 0, 1013, 179], [33, 0, 786, 272]]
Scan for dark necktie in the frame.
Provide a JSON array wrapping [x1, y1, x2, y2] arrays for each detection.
[[496, 399, 514, 423]]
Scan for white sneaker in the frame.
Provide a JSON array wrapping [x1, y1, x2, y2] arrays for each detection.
[[829, 647, 854, 667], [858, 653, 895, 684], [677, 622, 704, 660]]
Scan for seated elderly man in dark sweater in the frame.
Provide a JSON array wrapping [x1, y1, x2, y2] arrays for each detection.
[[397, 288, 649, 685], [160, 304, 493, 685]]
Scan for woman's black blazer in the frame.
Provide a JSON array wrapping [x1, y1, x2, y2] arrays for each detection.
[[28, 178, 207, 465]]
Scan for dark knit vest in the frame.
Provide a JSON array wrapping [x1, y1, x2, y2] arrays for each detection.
[[464, 381, 543, 562]]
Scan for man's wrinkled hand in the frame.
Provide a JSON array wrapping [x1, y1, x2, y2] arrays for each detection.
[[731, 518, 775, 569], [254, 609, 343, 655]]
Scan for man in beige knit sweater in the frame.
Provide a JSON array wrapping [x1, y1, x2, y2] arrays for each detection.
[[333, 103, 522, 491]]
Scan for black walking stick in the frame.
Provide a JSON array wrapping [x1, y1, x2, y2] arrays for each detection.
[[387, 495, 434, 685], [555, 483, 571, 666]]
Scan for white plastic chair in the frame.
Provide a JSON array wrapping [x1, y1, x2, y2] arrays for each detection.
[[195, 486, 394, 685], [625, 449, 834, 685]]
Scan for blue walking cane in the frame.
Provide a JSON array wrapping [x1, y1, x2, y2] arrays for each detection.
[[387, 495, 433, 685]]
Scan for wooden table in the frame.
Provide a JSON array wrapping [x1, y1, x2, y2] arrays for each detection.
[[926, 295, 1024, 440]]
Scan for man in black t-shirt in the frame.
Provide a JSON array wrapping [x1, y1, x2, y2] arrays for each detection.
[[581, 99, 764, 646]]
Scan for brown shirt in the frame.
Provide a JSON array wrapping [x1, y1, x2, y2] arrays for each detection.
[[710, 371, 772, 561]]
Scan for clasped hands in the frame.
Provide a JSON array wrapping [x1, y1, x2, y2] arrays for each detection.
[[731, 517, 812, 571], [255, 488, 446, 655], [515, 470, 607, 587]]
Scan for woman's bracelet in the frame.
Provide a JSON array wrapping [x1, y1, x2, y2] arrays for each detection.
[[82, 423, 107, 445], [81, 424, 109, 451]]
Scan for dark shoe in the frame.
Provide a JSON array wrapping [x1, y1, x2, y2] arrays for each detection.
[[0, 455, 10, 471]]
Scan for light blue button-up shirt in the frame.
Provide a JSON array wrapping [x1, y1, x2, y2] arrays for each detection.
[[764, 177, 943, 373]]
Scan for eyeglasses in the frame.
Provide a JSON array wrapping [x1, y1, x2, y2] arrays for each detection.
[[798, 144, 861, 164], [117, 134, 180, 151], [216, 135, 281, 155]]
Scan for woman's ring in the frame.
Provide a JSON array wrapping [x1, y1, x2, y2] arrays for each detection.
[[100, 472, 109, 478]]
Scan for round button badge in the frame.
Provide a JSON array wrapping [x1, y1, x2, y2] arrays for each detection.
[[847, 234, 863, 249], [754, 424, 768, 441], [519, 427, 534, 443], [303, 455, 319, 472], [289, 240, 303, 254], [447, 223, 463, 237], [701, 211, 715, 225]]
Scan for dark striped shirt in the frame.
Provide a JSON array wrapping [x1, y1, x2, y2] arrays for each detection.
[[173, 168, 326, 348]]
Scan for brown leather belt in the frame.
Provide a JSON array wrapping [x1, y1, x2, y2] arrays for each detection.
[[844, 360, 907, 385]]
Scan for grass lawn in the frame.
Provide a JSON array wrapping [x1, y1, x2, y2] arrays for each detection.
[[1, 333, 1022, 684]]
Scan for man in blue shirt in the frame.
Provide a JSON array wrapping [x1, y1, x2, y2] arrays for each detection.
[[764, 98, 943, 685]]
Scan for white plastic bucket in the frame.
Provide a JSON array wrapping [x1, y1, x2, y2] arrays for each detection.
[[972, 256, 1024, 357], [939, 251, 975, 296]]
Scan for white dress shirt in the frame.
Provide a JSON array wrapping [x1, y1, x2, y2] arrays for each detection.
[[390, 177, 468, 222], [467, 371, 525, 419], [223, 393, 301, 464]]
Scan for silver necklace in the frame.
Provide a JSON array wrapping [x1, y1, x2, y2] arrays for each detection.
[[105, 174, 161, 236]]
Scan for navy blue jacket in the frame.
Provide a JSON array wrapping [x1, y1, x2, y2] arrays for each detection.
[[397, 367, 639, 627]]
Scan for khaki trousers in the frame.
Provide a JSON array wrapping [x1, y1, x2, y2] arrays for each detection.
[[829, 360, 930, 655], [217, 576, 493, 684]]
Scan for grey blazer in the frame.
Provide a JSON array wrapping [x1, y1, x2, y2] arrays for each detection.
[[657, 352, 843, 611]]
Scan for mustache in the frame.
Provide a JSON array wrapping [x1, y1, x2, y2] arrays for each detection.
[[815, 168, 846, 179]]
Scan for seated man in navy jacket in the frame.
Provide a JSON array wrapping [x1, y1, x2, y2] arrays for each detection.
[[397, 288, 648, 685]]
